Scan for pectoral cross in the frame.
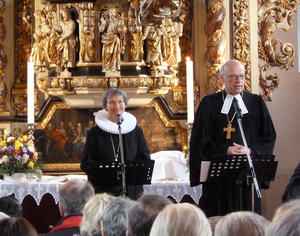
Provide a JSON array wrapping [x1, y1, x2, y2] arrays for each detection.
[[223, 122, 235, 139]]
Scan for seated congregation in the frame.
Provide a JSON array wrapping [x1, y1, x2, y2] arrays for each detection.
[[0, 178, 300, 236]]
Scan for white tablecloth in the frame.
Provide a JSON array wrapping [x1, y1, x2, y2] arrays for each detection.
[[0, 175, 202, 205]]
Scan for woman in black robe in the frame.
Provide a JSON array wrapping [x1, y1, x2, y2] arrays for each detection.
[[81, 88, 150, 200]]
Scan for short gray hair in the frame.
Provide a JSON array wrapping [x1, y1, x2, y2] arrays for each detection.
[[220, 59, 245, 75], [265, 199, 300, 236], [149, 203, 212, 236], [59, 179, 95, 214], [102, 88, 128, 108], [101, 196, 134, 236], [215, 211, 269, 236]]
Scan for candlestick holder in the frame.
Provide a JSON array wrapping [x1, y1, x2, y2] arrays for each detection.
[[186, 122, 193, 149], [27, 123, 35, 143]]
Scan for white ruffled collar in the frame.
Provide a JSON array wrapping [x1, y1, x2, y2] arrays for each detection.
[[95, 109, 137, 134]]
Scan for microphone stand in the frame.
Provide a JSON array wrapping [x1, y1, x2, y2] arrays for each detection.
[[233, 98, 262, 212], [117, 117, 127, 197]]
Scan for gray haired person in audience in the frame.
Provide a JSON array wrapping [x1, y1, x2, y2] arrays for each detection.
[[80, 193, 115, 236], [265, 199, 300, 236], [149, 202, 212, 236], [214, 211, 269, 236], [0, 196, 23, 217], [127, 194, 172, 236], [46, 179, 95, 236], [101, 196, 134, 236]]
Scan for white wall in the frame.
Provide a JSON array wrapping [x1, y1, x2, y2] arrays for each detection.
[[261, 15, 300, 220]]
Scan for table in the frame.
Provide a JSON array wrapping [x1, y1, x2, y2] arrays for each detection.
[[0, 176, 202, 205], [0, 175, 202, 233]]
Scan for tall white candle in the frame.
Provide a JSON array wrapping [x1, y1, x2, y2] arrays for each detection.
[[27, 60, 35, 124], [186, 57, 194, 124]]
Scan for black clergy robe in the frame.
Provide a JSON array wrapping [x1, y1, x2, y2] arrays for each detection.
[[81, 125, 150, 200], [190, 91, 276, 217]]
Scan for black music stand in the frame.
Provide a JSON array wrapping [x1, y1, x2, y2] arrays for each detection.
[[98, 159, 154, 188], [208, 154, 277, 184], [207, 154, 278, 211]]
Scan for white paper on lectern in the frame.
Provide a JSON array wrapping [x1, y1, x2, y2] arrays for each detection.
[[200, 161, 210, 182]]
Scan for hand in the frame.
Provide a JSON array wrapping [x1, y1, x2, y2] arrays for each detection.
[[227, 142, 251, 155]]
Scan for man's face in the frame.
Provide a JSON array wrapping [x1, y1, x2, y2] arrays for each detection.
[[106, 94, 126, 121], [221, 62, 245, 95]]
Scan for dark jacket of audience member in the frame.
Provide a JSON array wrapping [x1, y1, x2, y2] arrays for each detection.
[[127, 194, 172, 236], [45, 179, 95, 236], [0, 196, 23, 217], [282, 162, 300, 203], [0, 217, 38, 236]]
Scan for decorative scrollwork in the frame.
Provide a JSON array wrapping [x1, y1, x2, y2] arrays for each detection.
[[258, 0, 298, 101], [204, 0, 226, 94], [232, 0, 251, 91]]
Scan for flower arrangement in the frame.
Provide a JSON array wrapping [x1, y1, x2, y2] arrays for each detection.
[[0, 129, 41, 176]]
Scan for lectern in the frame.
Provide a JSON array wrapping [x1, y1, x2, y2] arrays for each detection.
[[98, 159, 154, 187]]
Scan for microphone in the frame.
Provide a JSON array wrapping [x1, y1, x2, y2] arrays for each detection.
[[233, 97, 243, 119], [116, 114, 124, 125]]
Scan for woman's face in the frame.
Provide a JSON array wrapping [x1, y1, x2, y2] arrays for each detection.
[[106, 94, 126, 122]]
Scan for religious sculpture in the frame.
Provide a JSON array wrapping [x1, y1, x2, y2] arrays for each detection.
[[78, 3, 96, 63], [143, 24, 164, 75], [31, 10, 51, 71], [99, 7, 127, 74], [53, 7, 77, 73], [128, 3, 143, 62]]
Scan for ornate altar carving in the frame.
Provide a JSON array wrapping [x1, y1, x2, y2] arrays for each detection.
[[258, 0, 298, 101], [0, 0, 8, 113], [204, 0, 226, 94], [232, 0, 251, 91]]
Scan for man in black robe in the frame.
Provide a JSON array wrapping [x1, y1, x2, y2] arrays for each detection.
[[81, 88, 150, 200], [190, 59, 276, 217]]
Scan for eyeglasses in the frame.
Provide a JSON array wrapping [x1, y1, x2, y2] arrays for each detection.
[[107, 101, 125, 106], [223, 74, 245, 80]]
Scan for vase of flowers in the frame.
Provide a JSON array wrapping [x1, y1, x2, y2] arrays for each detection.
[[0, 129, 42, 182]]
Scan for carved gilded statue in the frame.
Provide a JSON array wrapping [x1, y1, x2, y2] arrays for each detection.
[[161, 19, 183, 74], [53, 8, 77, 73], [31, 10, 51, 71], [128, 3, 143, 62], [78, 3, 96, 63], [143, 24, 164, 75], [99, 8, 127, 73]]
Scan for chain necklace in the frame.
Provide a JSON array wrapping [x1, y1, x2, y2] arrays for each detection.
[[110, 134, 120, 161], [222, 91, 236, 139]]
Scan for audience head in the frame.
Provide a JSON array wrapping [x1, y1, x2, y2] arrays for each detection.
[[0, 217, 38, 236], [265, 199, 300, 236], [214, 211, 269, 236], [0, 196, 22, 217], [59, 179, 95, 216], [208, 216, 223, 235], [149, 202, 212, 236], [127, 194, 172, 236], [101, 196, 134, 236], [80, 193, 115, 236]]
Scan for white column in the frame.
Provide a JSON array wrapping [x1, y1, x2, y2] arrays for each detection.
[[27, 60, 35, 124], [186, 57, 194, 124]]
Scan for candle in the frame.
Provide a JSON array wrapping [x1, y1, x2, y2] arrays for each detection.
[[186, 57, 194, 124], [27, 60, 35, 124]]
